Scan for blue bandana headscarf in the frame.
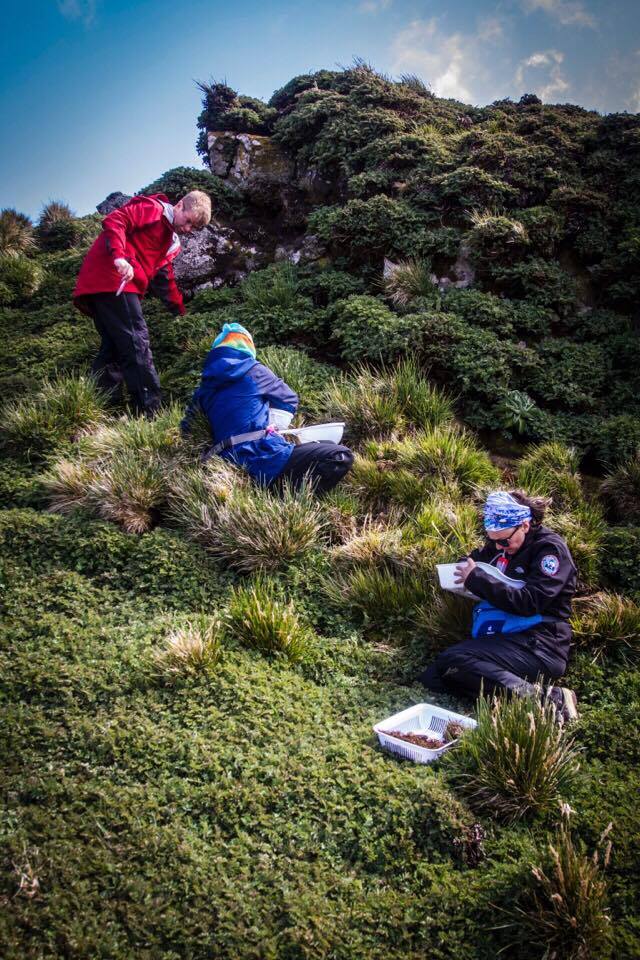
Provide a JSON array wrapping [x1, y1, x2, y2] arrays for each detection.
[[212, 322, 256, 359], [483, 491, 532, 532]]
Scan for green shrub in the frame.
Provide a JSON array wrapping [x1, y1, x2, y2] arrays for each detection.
[[467, 210, 529, 267], [227, 578, 314, 661], [154, 614, 225, 679], [516, 442, 584, 511], [445, 692, 581, 823], [508, 824, 612, 960], [330, 295, 423, 362], [490, 258, 580, 316], [601, 452, 640, 523], [298, 268, 365, 306], [601, 526, 640, 595], [0, 254, 44, 304], [1, 375, 108, 459], [0, 208, 34, 257], [308, 196, 430, 263], [594, 415, 640, 467], [530, 339, 607, 411], [571, 592, 640, 662], [138, 165, 245, 218]]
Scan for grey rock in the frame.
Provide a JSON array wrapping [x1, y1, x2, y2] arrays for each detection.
[[96, 192, 132, 214]]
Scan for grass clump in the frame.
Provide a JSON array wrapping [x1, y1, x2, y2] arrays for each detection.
[[571, 592, 640, 662], [383, 258, 436, 306], [397, 425, 501, 494], [176, 478, 325, 572], [601, 451, 640, 523], [0, 208, 34, 257], [322, 358, 453, 443], [1, 374, 108, 459], [84, 448, 167, 534], [517, 441, 584, 510], [36, 200, 79, 251], [553, 502, 606, 590], [155, 614, 225, 679], [411, 494, 482, 558], [446, 692, 581, 823], [258, 345, 337, 417], [227, 578, 314, 662], [508, 823, 612, 960], [0, 254, 44, 304], [323, 558, 433, 628]]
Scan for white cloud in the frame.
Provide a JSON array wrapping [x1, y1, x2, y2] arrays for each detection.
[[515, 49, 570, 101], [359, 0, 391, 12], [477, 17, 504, 42], [521, 0, 597, 29], [391, 17, 497, 103], [57, 0, 97, 26]]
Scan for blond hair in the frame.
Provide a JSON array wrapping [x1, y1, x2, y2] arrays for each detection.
[[182, 190, 212, 228]]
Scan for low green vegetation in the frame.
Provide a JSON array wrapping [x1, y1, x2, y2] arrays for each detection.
[[1, 61, 639, 960]]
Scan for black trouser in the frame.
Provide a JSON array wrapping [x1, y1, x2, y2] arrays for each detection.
[[87, 292, 161, 417], [418, 633, 566, 698], [276, 441, 354, 495]]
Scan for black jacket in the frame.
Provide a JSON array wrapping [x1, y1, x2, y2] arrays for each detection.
[[465, 524, 577, 668]]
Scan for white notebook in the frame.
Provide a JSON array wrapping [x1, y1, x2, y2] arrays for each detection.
[[437, 562, 526, 600]]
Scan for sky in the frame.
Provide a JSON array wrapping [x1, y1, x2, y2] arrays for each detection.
[[1, 0, 639, 219]]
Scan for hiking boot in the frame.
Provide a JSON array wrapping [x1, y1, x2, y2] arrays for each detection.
[[547, 686, 579, 724]]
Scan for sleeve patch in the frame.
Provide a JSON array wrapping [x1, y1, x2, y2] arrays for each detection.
[[540, 554, 560, 576]]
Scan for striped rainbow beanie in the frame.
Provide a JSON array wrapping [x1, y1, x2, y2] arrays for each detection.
[[212, 322, 256, 359]]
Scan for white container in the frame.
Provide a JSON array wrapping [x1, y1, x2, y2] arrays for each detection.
[[373, 702, 477, 764], [283, 422, 345, 444], [268, 408, 294, 430]]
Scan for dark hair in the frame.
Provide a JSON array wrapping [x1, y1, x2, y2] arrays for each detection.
[[508, 488, 551, 526]]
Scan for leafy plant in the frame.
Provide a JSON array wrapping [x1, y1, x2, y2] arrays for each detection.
[[601, 451, 640, 523], [445, 692, 581, 823]]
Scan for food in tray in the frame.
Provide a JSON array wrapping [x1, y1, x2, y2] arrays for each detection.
[[384, 729, 444, 749], [443, 720, 467, 743]]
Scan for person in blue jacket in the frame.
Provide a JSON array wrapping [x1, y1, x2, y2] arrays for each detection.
[[181, 322, 353, 493], [419, 490, 579, 722]]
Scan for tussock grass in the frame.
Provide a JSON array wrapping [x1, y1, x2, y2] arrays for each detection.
[[332, 515, 405, 567], [258, 345, 335, 417], [383, 258, 435, 306], [86, 448, 167, 534], [517, 441, 584, 510], [227, 578, 314, 662], [571, 591, 640, 662], [179, 479, 325, 572], [323, 562, 433, 628], [553, 502, 606, 590], [601, 451, 640, 523], [322, 359, 453, 442], [415, 590, 474, 649], [347, 453, 432, 513], [412, 494, 482, 558], [242, 262, 299, 311], [445, 692, 581, 823], [508, 823, 612, 960], [0, 208, 34, 257], [1, 375, 108, 458], [167, 458, 244, 537], [155, 614, 225, 679], [42, 458, 95, 515], [397, 425, 501, 494]]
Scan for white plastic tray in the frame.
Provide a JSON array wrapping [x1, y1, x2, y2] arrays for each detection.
[[373, 702, 477, 764]]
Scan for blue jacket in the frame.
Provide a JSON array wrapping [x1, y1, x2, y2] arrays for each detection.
[[181, 346, 299, 484]]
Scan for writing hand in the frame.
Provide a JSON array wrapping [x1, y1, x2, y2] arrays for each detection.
[[454, 558, 476, 584]]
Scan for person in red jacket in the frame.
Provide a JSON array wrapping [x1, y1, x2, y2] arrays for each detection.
[[74, 190, 211, 416]]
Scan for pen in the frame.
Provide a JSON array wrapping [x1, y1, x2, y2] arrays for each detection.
[[115, 277, 127, 297]]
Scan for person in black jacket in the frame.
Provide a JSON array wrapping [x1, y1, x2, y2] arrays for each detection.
[[419, 489, 579, 722]]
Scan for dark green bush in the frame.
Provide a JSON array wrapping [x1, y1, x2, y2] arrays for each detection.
[[331, 295, 423, 362], [308, 196, 431, 263], [0, 255, 44, 304], [138, 165, 245, 218]]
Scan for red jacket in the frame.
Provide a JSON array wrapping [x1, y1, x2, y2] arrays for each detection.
[[73, 193, 185, 315]]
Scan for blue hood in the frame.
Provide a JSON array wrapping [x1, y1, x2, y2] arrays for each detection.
[[201, 346, 257, 384]]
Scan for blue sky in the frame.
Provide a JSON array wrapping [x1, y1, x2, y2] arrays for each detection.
[[2, 0, 639, 219]]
